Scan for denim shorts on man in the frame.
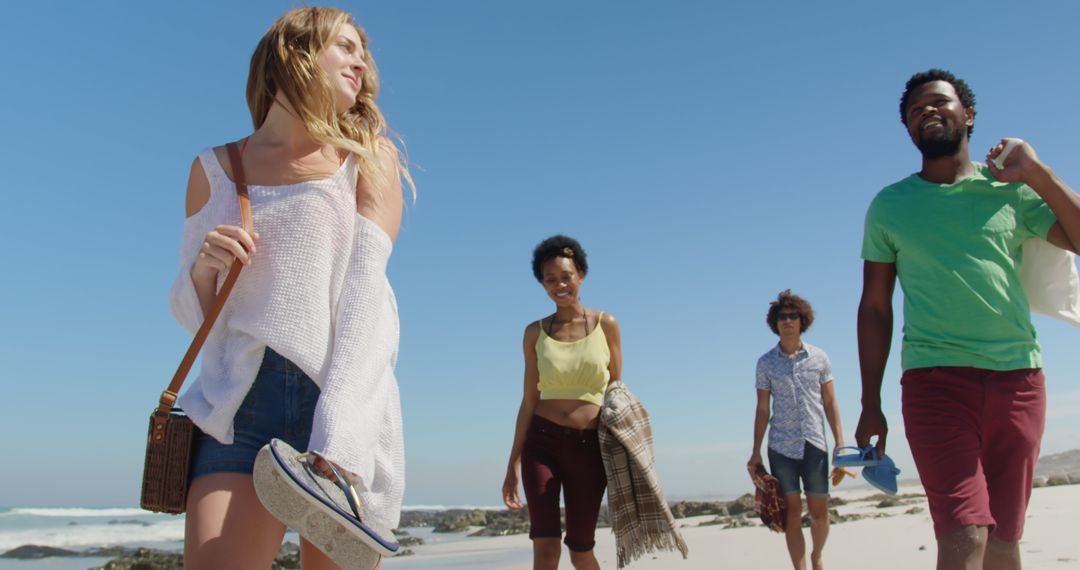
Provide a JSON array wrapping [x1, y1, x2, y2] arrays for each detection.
[[189, 348, 321, 480], [768, 441, 829, 497]]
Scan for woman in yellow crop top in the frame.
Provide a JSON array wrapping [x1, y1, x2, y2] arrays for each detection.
[[502, 235, 622, 570]]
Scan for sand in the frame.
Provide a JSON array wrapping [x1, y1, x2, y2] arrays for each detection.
[[383, 483, 1080, 569]]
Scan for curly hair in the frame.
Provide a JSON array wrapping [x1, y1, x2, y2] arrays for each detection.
[[899, 68, 977, 138], [766, 289, 814, 335], [531, 235, 588, 283]]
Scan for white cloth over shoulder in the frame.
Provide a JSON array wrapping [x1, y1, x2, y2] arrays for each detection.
[[1022, 239, 1080, 328], [168, 147, 404, 530]]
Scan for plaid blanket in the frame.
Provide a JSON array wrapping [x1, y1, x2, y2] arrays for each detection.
[[752, 464, 786, 533], [599, 383, 689, 568]]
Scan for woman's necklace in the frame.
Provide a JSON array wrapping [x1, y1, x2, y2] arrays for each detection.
[[547, 306, 588, 337]]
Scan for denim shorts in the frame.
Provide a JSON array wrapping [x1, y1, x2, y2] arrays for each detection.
[[189, 348, 321, 481], [768, 441, 829, 498]]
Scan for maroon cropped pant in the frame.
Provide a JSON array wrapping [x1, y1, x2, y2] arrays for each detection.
[[521, 414, 607, 552]]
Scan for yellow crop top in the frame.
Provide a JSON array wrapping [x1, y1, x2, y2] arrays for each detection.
[[536, 312, 611, 406]]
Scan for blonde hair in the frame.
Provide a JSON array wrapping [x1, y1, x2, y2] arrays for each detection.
[[246, 7, 414, 198]]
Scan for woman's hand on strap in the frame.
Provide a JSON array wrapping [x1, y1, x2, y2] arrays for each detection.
[[191, 225, 259, 281]]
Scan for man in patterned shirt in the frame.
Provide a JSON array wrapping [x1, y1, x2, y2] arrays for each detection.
[[748, 290, 845, 570]]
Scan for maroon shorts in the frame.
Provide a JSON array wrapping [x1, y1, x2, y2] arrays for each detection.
[[520, 415, 607, 552], [901, 366, 1045, 543]]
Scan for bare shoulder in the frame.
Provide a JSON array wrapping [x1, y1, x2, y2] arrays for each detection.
[[376, 136, 401, 166], [523, 320, 542, 354], [356, 138, 402, 198], [185, 155, 211, 217], [523, 320, 542, 341], [356, 138, 404, 241], [598, 310, 620, 332]]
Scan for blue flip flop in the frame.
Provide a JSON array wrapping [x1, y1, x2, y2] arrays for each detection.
[[832, 445, 881, 468], [862, 454, 901, 495], [253, 439, 398, 569]]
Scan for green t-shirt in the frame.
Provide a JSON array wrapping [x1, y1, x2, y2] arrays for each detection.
[[861, 162, 1057, 371]]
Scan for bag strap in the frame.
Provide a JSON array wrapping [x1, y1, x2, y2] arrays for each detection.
[[155, 141, 253, 415]]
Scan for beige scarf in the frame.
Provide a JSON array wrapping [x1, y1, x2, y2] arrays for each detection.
[[599, 383, 689, 568]]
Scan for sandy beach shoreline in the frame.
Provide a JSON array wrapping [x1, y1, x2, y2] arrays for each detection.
[[383, 483, 1080, 569], [2, 482, 1076, 569]]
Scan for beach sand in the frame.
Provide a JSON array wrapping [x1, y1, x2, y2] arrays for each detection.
[[383, 483, 1080, 569]]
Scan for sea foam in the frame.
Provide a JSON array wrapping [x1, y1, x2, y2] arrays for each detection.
[[0, 520, 184, 551], [4, 508, 152, 518]]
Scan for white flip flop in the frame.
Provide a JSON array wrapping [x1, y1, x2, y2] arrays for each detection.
[[253, 438, 398, 569]]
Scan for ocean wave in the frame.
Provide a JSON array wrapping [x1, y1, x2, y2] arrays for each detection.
[[0, 520, 185, 551], [4, 508, 154, 518]]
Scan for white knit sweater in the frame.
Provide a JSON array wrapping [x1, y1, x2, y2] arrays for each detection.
[[169, 148, 404, 530]]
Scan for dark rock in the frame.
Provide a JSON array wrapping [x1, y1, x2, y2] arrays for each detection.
[[1034, 449, 1080, 479], [669, 501, 728, 519], [697, 516, 728, 527], [726, 493, 757, 516], [403, 500, 745, 539], [397, 511, 441, 528], [1047, 474, 1070, 487], [404, 506, 598, 536], [90, 543, 303, 570], [108, 519, 153, 527], [723, 517, 756, 529], [85, 547, 133, 558], [272, 541, 300, 569], [398, 548, 415, 556], [863, 492, 925, 503], [697, 511, 762, 528], [398, 535, 424, 547], [905, 506, 925, 515], [1, 545, 80, 559], [467, 509, 530, 537], [90, 548, 182, 569], [876, 497, 901, 508], [827, 496, 847, 507], [800, 508, 846, 527], [1, 545, 135, 560], [433, 509, 489, 533]]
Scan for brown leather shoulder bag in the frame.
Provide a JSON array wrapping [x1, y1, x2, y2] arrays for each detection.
[[140, 142, 252, 514]]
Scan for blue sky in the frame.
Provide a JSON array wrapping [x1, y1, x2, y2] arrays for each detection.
[[2, 0, 1079, 508]]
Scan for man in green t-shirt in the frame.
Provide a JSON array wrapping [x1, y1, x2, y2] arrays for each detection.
[[856, 69, 1080, 570]]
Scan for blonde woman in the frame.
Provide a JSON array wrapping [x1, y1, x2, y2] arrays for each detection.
[[169, 7, 410, 569]]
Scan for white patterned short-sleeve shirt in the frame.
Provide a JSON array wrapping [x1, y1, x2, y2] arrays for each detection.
[[755, 342, 833, 459]]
